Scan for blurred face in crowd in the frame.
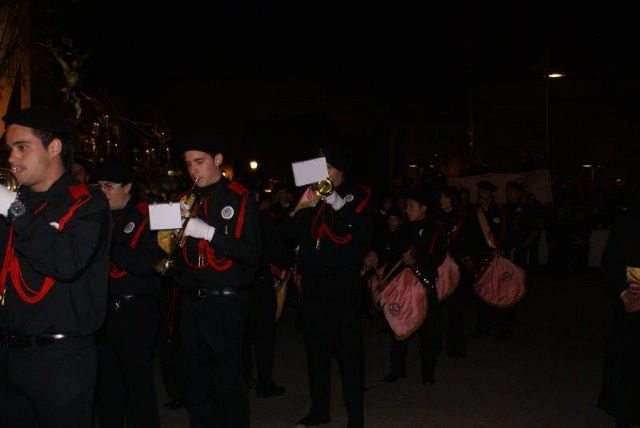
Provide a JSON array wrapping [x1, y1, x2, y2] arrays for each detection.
[[387, 214, 402, 232], [477, 188, 493, 206], [72, 162, 89, 184], [459, 191, 469, 208], [383, 197, 393, 212], [184, 150, 223, 187], [99, 181, 132, 210], [327, 163, 344, 187], [405, 198, 427, 222], [506, 186, 521, 204], [6, 124, 64, 192], [278, 188, 293, 206], [439, 193, 453, 213]]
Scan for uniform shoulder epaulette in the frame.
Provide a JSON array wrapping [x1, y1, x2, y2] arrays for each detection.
[[228, 180, 249, 195]]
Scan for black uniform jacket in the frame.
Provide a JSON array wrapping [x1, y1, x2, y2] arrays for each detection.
[[454, 202, 502, 262], [286, 182, 373, 270], [407, 217, 447, 283], [0, 173, 111, 336], [109, 197, 164, 296], [177, 178, 261, 289]]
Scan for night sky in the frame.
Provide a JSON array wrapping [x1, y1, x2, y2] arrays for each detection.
[[30, 1, 640, 181], [74, 2, 636, 109]]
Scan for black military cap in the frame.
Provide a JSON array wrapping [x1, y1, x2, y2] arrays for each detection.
[[318, 144, 351, 173], [175, 134, 226, 156], [476, 180, 497, 192], [3, 107, 73, 135], [93, 159, 135, 184]]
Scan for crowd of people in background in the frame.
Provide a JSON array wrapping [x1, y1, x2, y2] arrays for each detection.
[[1, 106, 638, 428]]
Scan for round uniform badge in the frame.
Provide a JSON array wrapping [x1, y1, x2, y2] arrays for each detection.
[[493, 217, 501, 224], [344, 194, 355, 203], [221, 206, 235, 220], [124, 222, 135, 234]]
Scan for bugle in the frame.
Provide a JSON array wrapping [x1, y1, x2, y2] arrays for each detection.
[[155, 177, 201, 275], [0, 167, 19, 191]]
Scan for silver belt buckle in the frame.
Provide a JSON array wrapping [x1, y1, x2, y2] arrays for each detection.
[[197, 288, 207, 298]]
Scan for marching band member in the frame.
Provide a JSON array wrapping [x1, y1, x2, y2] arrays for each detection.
[[94, 160, 163, 428], [0, 108, 111, 427], [286, 143, 372, 428], [384, 190, 447, 385], [173, 134, 261, 428]]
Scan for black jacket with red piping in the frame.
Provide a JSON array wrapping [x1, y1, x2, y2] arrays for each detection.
[[287, 181, 373, 271], [177, 178, 261, 289], [108, 197, 164, 296], [0, 173, 111, 336]]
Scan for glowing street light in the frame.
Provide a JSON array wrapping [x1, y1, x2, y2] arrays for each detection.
[[249, 160, 258, 171]]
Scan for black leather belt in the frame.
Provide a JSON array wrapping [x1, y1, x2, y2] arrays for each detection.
[[186, 286, 246, 299], [0, 334, 78, 348]]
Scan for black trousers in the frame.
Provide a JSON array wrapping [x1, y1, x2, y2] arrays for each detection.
[[96, 295, 161, 428], [243, 276, 278, 390], [301, 267, 364, 427], [181, 291, 249, 428], [0, 336, 96, 428], [389, 285, 440, 376], [159, 283, 185, 402], [438, 286, 466, 356]]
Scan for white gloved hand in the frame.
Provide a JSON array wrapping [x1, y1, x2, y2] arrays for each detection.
[[0, 184, 17, 217], [325, 192, 346, 211], [185, 218, 215, 241]]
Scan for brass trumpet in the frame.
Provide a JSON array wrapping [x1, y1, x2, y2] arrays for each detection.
[[154, 177, 201, 275], [0, 167, 19, 191], [312, 178, 334, 198]]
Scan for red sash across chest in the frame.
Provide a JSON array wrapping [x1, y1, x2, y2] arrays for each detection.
[[0, 184, 92, 304], [181, 184, 249, 271]]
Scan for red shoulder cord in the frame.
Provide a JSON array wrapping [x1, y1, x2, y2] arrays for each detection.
[[0, 184, 92, 304], [181, 191, 249, 271], [310, 203, 353, 247], [109, 202, 150, 279]]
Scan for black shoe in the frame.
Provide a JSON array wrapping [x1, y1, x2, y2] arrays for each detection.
[[295, 414, 330, 427], [382, 371, 406, 383], [256, 384, 286, 398], [162, 398, 184, 409]]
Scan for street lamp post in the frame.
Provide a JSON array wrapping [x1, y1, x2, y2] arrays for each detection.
[[544, 64, 565, 168]]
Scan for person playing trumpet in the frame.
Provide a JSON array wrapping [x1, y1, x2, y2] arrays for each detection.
[[286, 142, 373, 428], [169, 134, 261, 428]]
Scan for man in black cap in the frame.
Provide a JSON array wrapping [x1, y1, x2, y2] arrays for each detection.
[[0, 107, 111, 427], [169, 134, 261, 428], [286, 143, 373, 428], [93, 160, 163, 428]]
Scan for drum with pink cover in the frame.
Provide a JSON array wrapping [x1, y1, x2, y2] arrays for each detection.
[[473, 255, 526, 308], [367, 266, 386, 308], [436, 254, 460, 301], [380, 267, 428, 340]]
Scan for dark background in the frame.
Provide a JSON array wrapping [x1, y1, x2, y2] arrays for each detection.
[[28, 1, 640, 188]]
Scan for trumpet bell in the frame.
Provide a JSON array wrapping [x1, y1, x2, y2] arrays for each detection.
[[0, 168, 19, 191], [315, 179, 334, 198], [157, 229, 178, 254]]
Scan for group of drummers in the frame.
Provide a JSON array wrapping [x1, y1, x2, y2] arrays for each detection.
[[0, 106, 538, 428]]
